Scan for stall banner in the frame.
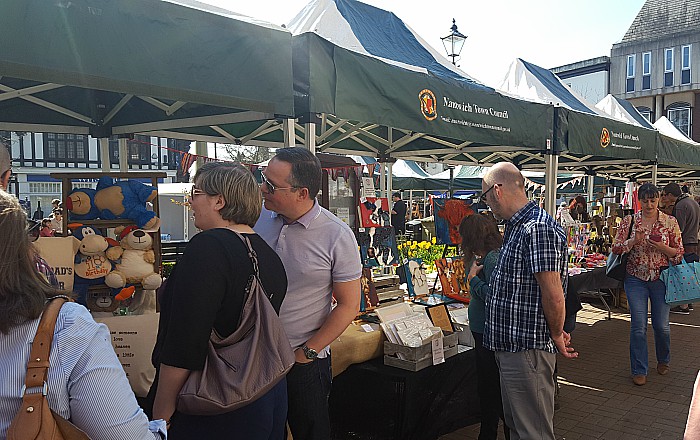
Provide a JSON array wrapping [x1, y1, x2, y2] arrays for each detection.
[[359, 197, 389, 228], [94, 313, 159, 397], [33, 236, 77, 292], [433, 199, 474, 245]]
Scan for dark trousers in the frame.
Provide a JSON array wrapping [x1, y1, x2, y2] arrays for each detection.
[[472, 332, 510, 440], [286, 356, 332, 440]]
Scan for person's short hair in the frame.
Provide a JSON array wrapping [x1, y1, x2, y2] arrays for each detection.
[[662, 183, 682, 197], [682, 185, 690, 194], [459, 213, 503, 263], [52, 208, 63, 216], [193, 162, 262, 227], [638, 183, 660, 200], [392, 192, 401, 199], [273, 147, 322, 199]]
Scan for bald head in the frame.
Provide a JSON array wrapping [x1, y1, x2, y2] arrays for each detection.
[[0, 141, 11, 190], [484, 162, 525, 192]]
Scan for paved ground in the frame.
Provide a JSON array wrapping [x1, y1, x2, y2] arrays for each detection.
[[440, 299, 700, 440]]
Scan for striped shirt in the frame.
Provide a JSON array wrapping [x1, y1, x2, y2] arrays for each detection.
[[0, 302, 164, 439], [484, 202, 568, 353]]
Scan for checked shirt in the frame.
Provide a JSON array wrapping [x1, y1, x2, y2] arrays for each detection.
[[484, 201, 568, 353]]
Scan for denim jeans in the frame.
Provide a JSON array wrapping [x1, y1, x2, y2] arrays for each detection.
[[286, 356, 332, 440], [624, 275, 671, 376]]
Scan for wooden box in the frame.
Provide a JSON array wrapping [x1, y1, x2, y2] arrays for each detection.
[[383, 331, 458, 371]]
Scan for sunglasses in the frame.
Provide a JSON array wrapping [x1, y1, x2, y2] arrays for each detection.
[[27, 219, 40, 242], [480, 183, 501, 203], [260, 172, 297, 195]]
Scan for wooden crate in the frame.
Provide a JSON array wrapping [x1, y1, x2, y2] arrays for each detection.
[[383, 331, 458, 371]]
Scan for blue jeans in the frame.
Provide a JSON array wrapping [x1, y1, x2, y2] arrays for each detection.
[[286, 356, 332, 440], [624, 275, 671, 376]]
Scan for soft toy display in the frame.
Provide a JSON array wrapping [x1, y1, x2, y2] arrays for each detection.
[[65, 187, 100, 221], [71, 225, 122, 305], [94, 177, 160, 230], [106, 225, 163, 291]]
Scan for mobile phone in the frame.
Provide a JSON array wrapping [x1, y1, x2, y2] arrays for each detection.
[[649, 234, 662, 242]]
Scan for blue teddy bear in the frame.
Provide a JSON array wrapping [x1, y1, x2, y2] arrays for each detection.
[[66, 187, 100, 222], [94, 177, 160, 230]]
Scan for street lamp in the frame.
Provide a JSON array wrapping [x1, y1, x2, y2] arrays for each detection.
[[440, 19, 467, 66]]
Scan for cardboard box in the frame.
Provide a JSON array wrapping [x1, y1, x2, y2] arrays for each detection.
[[383, 331, 458, 371]]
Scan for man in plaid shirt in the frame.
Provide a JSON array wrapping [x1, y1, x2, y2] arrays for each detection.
[[481, 162, 577, 440]]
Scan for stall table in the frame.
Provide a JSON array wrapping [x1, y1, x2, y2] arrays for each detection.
[[329, 347, 479, 440]]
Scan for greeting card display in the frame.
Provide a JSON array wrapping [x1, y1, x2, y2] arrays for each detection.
[[356, 227, 399, 267], [359, 197, 390, 228], [434, 199, 475, 245], [436, 257, 469, 303]]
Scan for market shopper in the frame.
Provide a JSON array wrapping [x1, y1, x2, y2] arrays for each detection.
[[612, 183, 683, 386], [459, 214, 509, 440], [255, 147, 362, 440], [481, 162, 576, 440], [0, 190, 166, 439], [150, 162, 289, 438], [662, 182, 700, 314], [391, 192, 407, 235]]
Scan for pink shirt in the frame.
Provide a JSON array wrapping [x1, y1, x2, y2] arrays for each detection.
[[612, 211, 683, 281]]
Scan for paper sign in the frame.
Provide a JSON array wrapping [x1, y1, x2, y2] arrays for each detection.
[[432, 336, 445, 365]]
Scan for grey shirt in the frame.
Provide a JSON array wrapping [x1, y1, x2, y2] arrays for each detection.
[[255, 201, 362, 357], [672, 194, 700, 246]]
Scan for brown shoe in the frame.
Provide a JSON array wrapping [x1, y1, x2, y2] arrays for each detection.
[[633, 375, 647, 386], [657, 364, 670, 375]]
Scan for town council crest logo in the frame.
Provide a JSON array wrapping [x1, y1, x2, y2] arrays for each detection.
[[419, 89, 437, 121], [600, 127, 610, 148]]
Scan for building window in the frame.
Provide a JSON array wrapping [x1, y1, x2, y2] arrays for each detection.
[[665, 48, 674, 87], [109, 135, 151, 165], [668, 103, 691, 137], [637, 106, 652, 122], [642, 52, 651, 90], [626, 54, 635, 92], [43, 133, 89, 162], [682, 45, 691, 85]]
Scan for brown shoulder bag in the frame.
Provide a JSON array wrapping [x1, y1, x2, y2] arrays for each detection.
[[7, 296, 91, 440]]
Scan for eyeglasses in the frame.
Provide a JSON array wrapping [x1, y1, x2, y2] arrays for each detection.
[[260, 172, 297, 195], [480, 183, 501, 203], [27, 219, 40, 242], [187, 185, 208, 201]]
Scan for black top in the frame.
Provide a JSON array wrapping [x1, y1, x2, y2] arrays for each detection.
[[392, 200, 407, 226], [153, 228, 287, 371]]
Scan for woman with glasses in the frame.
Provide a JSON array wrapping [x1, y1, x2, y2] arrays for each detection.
[[611, 183, 683, 386], [459, 213, 509, 440], [150, 162, 289, 439], [0, 190, 165, 439]]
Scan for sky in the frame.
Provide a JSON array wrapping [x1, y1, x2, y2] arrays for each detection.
[[198, 0, 646, 88]]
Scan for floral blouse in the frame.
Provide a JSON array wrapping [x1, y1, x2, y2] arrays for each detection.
[[612, 210, 684, 281]]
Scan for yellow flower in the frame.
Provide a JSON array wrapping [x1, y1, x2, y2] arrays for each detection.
[[410, 244, 417, 250], [431, 237, 437, 244]]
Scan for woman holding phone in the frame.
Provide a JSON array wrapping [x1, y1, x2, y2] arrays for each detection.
[[611, 183, 683, 386]]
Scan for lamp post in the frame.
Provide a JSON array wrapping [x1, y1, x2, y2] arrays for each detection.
[[441, 19, 467, 66]]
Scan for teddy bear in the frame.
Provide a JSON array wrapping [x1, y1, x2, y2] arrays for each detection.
[[65, 187, 100, 222], [94, 176, 160, 230], [71, 225, 121, 305], [106, 225, 162, 291]]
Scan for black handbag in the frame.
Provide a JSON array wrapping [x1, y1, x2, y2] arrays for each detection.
[[606, 216, 634, 281]]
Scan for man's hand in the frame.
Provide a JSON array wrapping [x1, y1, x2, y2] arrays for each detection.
[[552, 331, 578, 359], [294, 347, 313, 364]]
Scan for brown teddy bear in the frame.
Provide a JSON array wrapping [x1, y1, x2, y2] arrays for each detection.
[[106, 225, 162, 290]]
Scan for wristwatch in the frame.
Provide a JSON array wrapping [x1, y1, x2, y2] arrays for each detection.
[[301, 344, 318, 360]]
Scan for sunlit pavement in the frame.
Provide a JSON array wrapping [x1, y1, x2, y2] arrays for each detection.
[[441, 300, 699, 439]]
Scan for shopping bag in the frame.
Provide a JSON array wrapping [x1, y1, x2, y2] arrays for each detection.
[[606, 251, 628, 281], [660, 259, 700, 305]]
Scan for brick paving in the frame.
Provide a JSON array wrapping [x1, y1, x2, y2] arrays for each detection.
[[440, 300, 700, 440]]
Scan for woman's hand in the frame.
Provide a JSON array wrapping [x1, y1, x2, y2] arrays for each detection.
[[468, 260, 483, 280], [646, 237, 677, 258], [629, 229, 646, 247]]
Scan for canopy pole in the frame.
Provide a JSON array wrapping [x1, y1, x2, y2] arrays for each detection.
[[652, 162, 658, 186], [409, 189, 414, 220], [587, 174, 595, 215], [544, 153, 559, 217], [304, 122, 316, 154], [448, 165, 455, 198], [192, 141, 207, 176], [99, 138, 111, 172], [283, 119, 296, 147], [379, 162, 386, 198], [387, 162, 393, 199], [118, 138, 129, 172]]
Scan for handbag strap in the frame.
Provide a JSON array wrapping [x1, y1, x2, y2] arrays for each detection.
[[23, 296, 68, 392], [626, 215, 634, 240]]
